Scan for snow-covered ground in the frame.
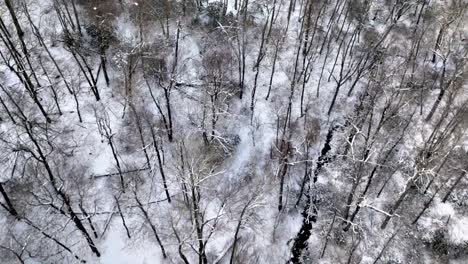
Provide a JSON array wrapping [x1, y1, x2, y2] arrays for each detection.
[[0, 0, 468, 263]]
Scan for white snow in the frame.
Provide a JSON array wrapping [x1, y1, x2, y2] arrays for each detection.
[[448, 217, 468, 245], [100, 221, 163, 264], [430, 200, 455, 217]]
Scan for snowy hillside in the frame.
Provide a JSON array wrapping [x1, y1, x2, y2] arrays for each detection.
[[0, 0, 467, 263]]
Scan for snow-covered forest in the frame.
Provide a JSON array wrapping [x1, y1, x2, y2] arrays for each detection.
[[0, 0, 467, 263]]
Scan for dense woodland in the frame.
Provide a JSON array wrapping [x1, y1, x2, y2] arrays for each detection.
[[0, 0, 467, 263]]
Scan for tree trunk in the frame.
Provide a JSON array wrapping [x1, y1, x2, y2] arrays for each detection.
[[442, 171, 465, 203], [134, 192, 167, 258]]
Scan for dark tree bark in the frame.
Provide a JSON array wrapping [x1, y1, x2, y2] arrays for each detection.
[[114, 195, 131, 239], [149, 126, 172, 203], [442, 171, 466, 203], [134, 191, 167, 258], [230, 197, 255, 264], [0, 183, 18, 217], [23, 121, 101, 257]]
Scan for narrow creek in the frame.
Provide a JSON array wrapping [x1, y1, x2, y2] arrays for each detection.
[[289, 124, 338, 263]]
